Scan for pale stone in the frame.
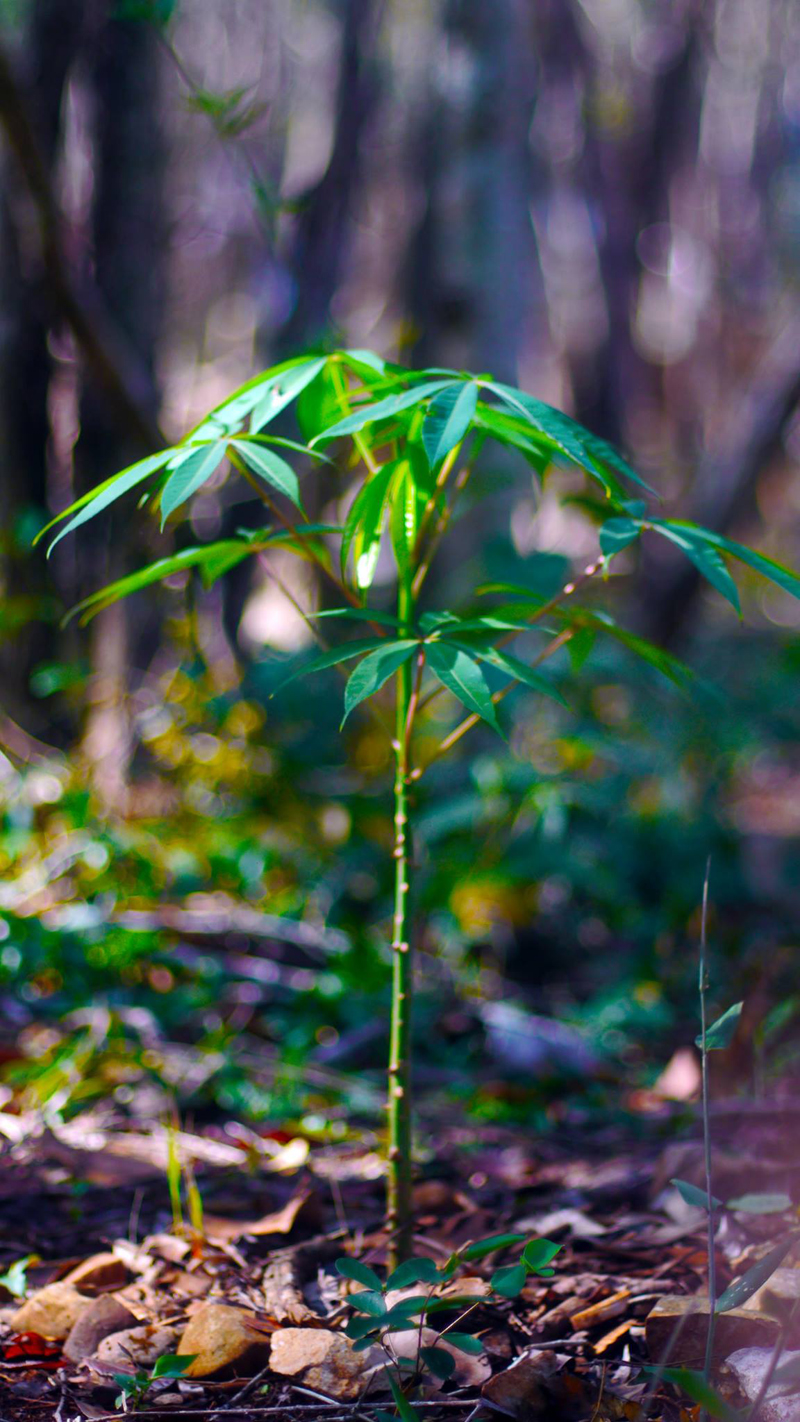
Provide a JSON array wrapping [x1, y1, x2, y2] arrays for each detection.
[[95, 1323, 183, 1373], [725, 1348, 800, 1422], [10, 1283, 93, 1340], [177, 1303, 271, 1378]]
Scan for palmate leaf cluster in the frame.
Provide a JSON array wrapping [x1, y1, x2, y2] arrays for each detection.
[[38, 349, 800, 733]]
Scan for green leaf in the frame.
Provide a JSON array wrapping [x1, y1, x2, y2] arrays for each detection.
[[275, 638, 389, 692], [313, 607, 399, 627], [490, 1262, 528, 1297], [0, 1257, 33, 1298], [152, 1355, 196, 1379], [41, 450, 171, 554], [230, 440, 302, 510], [656, 1368, 744, 1422], [651, 523, 741, 614], [444, 1332, 484, 1355], [599, 517, 641, 558], [160, 441, 228, 525], [671, 1178, 723, 1212], [726, 1193, 792, 1215], [459, 1233, 527, 1262], [572, 611, 696, 693], [339, 348, 387, 375], [419, 1346, 455, 1380], [579, 427, 656, 496], [468, 647, 568, 708], [422, 382, 478, 467], [344, 1315, 381, 1341], [336, 1258, 384, 1292], [697, 1002, 743, 1052], [340, 463, 395, 587], [387, 1372, 420, 1422], [65, 543, 261, 624], [521, 1239, 561, 1273], [389, 461, 418, 581], [426, 642, 502, 734], [380, 1295, 429, 1319], [249, 357, 327, 433], [348, 1289, 387, 1318], [472, 401, 551, 468], [715, 1237, 796, 1313], [386, 1258, 440, 1288], [342, 641, 419, 725], [424, 1294, 488, 1314], [310, 380, 455, 445], [665, 523, 800, 603]]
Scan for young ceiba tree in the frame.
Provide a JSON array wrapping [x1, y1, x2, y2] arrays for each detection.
[[38, 349, 800, 1262]]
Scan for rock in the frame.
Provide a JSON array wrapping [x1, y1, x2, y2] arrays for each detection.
[[177, 1304, 272, 1378], [62, 1252, 129, 1294], [270, 1328, 380, 1401], [64, 1296, 139, 1363], [95, 1323, 183, 1374], [481, 1349, 568, 1418], [646, 1296, 780, 1369], [269, 1328, 342, 1375], [10, 1283, 93, 1339], [748, 1269, 800, 1320], [725, 1348, 800, 1422], [384, 1327, 490, 1389]]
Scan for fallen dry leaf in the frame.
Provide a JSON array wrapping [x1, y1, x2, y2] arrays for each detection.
[[62, 1252, 129, 1293]]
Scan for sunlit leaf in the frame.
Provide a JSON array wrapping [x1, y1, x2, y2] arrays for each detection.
[[340, 463, 395, 586], [230, 439, 302, 509], [310, 380, 456, 445], [40, 450, 171, 554], [467, 646, 568, 707], [65, 543, 261, 624], [422, 382, 478, 467], [249, 357, 327, 434], [161, 441, 228, 525]]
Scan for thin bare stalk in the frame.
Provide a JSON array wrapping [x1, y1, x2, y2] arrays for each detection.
[[699, 858, 717, 1403], [387, 570, 415, 1265]]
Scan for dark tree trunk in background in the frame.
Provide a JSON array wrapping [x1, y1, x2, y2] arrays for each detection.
[[409, 0, 538, 383], [77, 5, 166, 802], [276, 0, 377, 353], [0, 0, 83, 728]]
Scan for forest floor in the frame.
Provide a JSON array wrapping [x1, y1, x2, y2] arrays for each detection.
[[0, 1097, 797, 1422]]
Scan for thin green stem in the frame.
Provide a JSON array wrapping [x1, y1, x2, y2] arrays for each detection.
[[699, 858, 717, 1400], [387, 569, 415, 1265]]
